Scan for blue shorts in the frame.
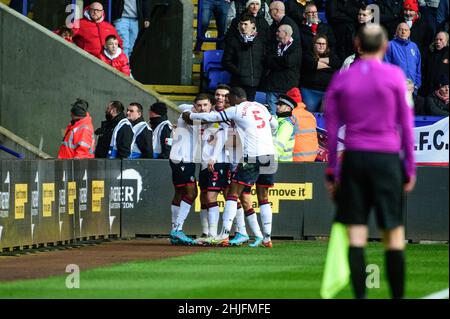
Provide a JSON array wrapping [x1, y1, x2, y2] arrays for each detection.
[[198, 163, 231, 192], [169, 160, 196, 187]]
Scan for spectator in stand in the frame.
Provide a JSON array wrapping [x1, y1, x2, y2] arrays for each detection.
[[99, 35, 131, 76], [418, 1, 440, 35], [201, 0, 232, 50], [374, 0, 404, 39], [300, 2, 336, 54], [72, 2, 123, 57], [284, 0, 324, 28], [227, 0, 272, 32], [223, 13, 266, 101], [300, 34, 341, 112], [126, 102, 153, 158], [268, 1, 301, 48], [407, 79, 426, 114], [437, 0, 449, 32], [94, 101, 133, 158], [58, 99, 95, 159], [286, 87, 318, 162], [420, 32, 449, 97], [402, 0, 434, 59], [149, 102, 173, 159], [54, 26, 74, 43], [384, 22, 421, 94], [426, 75, 449, 116], [341, 4, 374, 59], [226, 0, 271, 42], [326, 0, 364, 60], [263, 24, 301, 115], [112, 0, 151, 59], [274, 94, 297, 162]]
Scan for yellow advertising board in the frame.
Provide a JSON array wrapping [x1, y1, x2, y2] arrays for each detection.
[[194, 182, 313, 213], [92, 180, 104, 213], [42, 183, 55, 217], [68, 181, 77, 215], [14, 184, 28, 219]]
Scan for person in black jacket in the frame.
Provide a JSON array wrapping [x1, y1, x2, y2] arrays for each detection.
[[226, 0, 270, 44], [95, 101, 134, 158], [111, 0, 151, 58], [402, 0, 434, 59], [285, 0, 324, 28], [300, 34, 341, 112], [326, 0, 364, 60], [420, 31, 449, 97], [263, 24, 301, 115], [149, 102, 172, 159], [126, 102, 153, 158], [268, 1, 301, 49], [426, 76, 449, 116], [373, 0, 404, 39], [223, 13, 266, 101], [300, 2, 336, 54]]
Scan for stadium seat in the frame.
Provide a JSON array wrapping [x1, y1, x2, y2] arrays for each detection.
[[203, 50, 224, 74], [207, 69, 231, 90], [319, 11, 327, 24], [255, 91, 266, 104]]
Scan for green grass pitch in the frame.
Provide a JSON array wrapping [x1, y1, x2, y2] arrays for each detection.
[[0, 241, 447, 299]]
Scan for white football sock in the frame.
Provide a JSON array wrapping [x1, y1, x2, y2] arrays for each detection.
[[200, 208, 209, 235], [208, 204, 220, 237], [246, 210, 263, 238], [259, 203, 272, 239], [220, 198, 238, 235], [173, 198, 192, 231], [235, 207, 248, 236], [171, 204, 180, 229]]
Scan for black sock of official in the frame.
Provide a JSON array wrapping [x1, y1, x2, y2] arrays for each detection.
[[385, 250, 405, 299], [349, 247, 367, 299]]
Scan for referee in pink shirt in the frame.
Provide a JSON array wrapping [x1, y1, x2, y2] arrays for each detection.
[[324, 24, 416, 299]]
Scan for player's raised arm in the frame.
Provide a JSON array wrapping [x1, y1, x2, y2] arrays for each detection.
[[190, 107, 237, 123]]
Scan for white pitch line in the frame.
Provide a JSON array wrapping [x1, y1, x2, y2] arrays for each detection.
[[421, 288, 449, 299]]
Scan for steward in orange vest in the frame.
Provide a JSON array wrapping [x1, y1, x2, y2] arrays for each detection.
[[58, 99, 95, 159], [286, 87, 319, 162]]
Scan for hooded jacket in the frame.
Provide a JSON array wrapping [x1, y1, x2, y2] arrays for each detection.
[[58, 113, 95, 159], [99, 47, 131, 76], [384, 37, 422, 89], [72, 7, 123, 57]]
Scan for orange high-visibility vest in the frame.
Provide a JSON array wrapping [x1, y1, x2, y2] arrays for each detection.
[[58, 113, 95, 159], [291, 103, 319, 162]]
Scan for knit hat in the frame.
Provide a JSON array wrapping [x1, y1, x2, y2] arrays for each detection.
[[286, 87, 302, 103], [439, 74, 449, 87], [404, 0, 419, 12], [150, 102, 167, 116], [70, 98, 89, 117], [246, 0, 261, 8], [276, 94, 297, 109]]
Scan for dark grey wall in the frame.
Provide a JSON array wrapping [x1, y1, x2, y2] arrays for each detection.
[[0, 3, 180, 157], [131, 0, 193, 85]]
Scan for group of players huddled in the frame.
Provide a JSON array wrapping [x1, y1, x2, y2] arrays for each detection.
[[168, 85, 281, 247]]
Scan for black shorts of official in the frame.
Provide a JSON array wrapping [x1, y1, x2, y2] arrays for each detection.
[[232, 156, 275, 188], [242, 174, 275, 193], [198, 163, 231, 192], [169, 160, 196, 188], [335, 151, 406, 230]]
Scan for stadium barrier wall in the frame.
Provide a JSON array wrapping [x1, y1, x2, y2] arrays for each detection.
[[0, 2, 180, 158], [0, 159, 448, 250]]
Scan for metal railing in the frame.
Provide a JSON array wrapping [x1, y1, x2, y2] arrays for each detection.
[[0, 145, 24, 159]]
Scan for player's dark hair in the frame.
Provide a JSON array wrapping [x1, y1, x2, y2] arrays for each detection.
[[109, 100, 124, 113], [215, 84, 231, 92], [195, 93, 212, 103], [356, 25, 388, 54], [129, 102, 143, 114], [229, 87, 247, 100]]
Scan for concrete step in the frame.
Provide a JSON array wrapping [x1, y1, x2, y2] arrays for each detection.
[[144, 85, 199, 95]]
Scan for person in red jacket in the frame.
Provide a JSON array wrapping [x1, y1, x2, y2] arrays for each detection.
[[99, 35, 131, 76], [57, 99, 95, 159], [72, 2, 123, 57]]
